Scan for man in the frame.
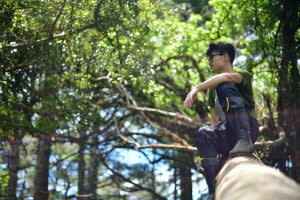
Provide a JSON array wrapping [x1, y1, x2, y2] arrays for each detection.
[[184, 42, 259, 200]]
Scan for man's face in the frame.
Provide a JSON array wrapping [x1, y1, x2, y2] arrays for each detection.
[[208, 51, 226, 73]]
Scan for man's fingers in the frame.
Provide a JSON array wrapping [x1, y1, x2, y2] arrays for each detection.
[[184, 93, 195, 108], [183, 90, 197, 108], [184, 101, 189, 108], [184, 99, 192, 108], [183, 100, 189, 108]]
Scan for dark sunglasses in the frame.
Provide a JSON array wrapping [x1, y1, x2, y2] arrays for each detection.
[[208, 53, 223, 61]]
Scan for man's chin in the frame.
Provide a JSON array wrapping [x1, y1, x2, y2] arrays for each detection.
[[211, 69, 220, 74]]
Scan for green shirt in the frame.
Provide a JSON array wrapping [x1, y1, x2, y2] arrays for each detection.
[[207, 69, 255, 110]]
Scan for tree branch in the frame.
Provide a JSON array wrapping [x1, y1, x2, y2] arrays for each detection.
[[127, 104, 193, 122], [216, 156, 300, 200], [48, 0, 67, 39], [101, 158, 167, 200], [114, 117, 197, 153], [254, 127, 287, 151], [1, 23, 95, 50], [162, 55, 206, 82], [118, 84, 190, 146]]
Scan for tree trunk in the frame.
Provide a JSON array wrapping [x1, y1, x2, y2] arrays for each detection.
[[19, 180, 26, 200], [173, 161, 178, 200], [77, 132, 86, 200], [7, 136, 21, 200], [33, 135, 52, 200], [179, 153, 192, 200], [150, 160, 156, 200], [86, 133, 99, 199], [277, 0, 300, 182], [215, 156, 300, 200]]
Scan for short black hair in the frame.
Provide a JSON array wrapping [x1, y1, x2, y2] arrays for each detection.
[[206, 42, 235, 64]]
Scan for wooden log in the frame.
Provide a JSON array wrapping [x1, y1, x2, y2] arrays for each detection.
[[215, 156, 300, 200]]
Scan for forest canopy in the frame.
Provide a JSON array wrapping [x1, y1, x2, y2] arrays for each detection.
[[0, 0, 299, 199]]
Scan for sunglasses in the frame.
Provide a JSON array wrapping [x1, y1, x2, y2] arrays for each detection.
[[208, 53, 223, 62]]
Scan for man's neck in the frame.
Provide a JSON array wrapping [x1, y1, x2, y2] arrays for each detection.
[[221, 63, 233, 73]]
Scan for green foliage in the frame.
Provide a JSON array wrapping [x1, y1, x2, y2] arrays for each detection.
[[0, 0, 298, 198], [0, 170, 8, 198]]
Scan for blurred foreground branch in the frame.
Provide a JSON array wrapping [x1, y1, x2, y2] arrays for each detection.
[[216, 156, 300, 200]]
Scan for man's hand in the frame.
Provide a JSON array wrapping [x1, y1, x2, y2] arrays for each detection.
[[184, 87, 199, 108]]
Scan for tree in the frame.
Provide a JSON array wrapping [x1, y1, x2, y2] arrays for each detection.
[[0, 0, 299, 199]]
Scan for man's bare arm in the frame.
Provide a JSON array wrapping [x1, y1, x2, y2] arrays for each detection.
[[184, 73, 242, 108], [195, 73, 242, 91]]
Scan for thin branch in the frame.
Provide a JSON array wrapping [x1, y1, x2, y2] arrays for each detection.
[[127, 104, 193, 122], [48, 0, 67, 39], [162, 55, 205, 82], [114, 117, 196, 153], [136, 143, 197, 153], [260, 92, 276, 130], [114, 127, 197, 153], [118, 84, 190, 146], [145, 115, 199, 137], [154, 76, 187, 100], [254, 127, 287, 151], [217, 5, 232, 39], [141, 113, 190, 146], [114, 118, 141, 148], [1, 23, 95, 50], [101, 158, 168, 200]]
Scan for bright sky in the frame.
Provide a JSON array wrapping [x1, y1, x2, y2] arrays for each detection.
[[116, 148, 208, 199]]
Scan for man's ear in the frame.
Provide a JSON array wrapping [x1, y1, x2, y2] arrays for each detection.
[[224, 53, 230, 63]]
